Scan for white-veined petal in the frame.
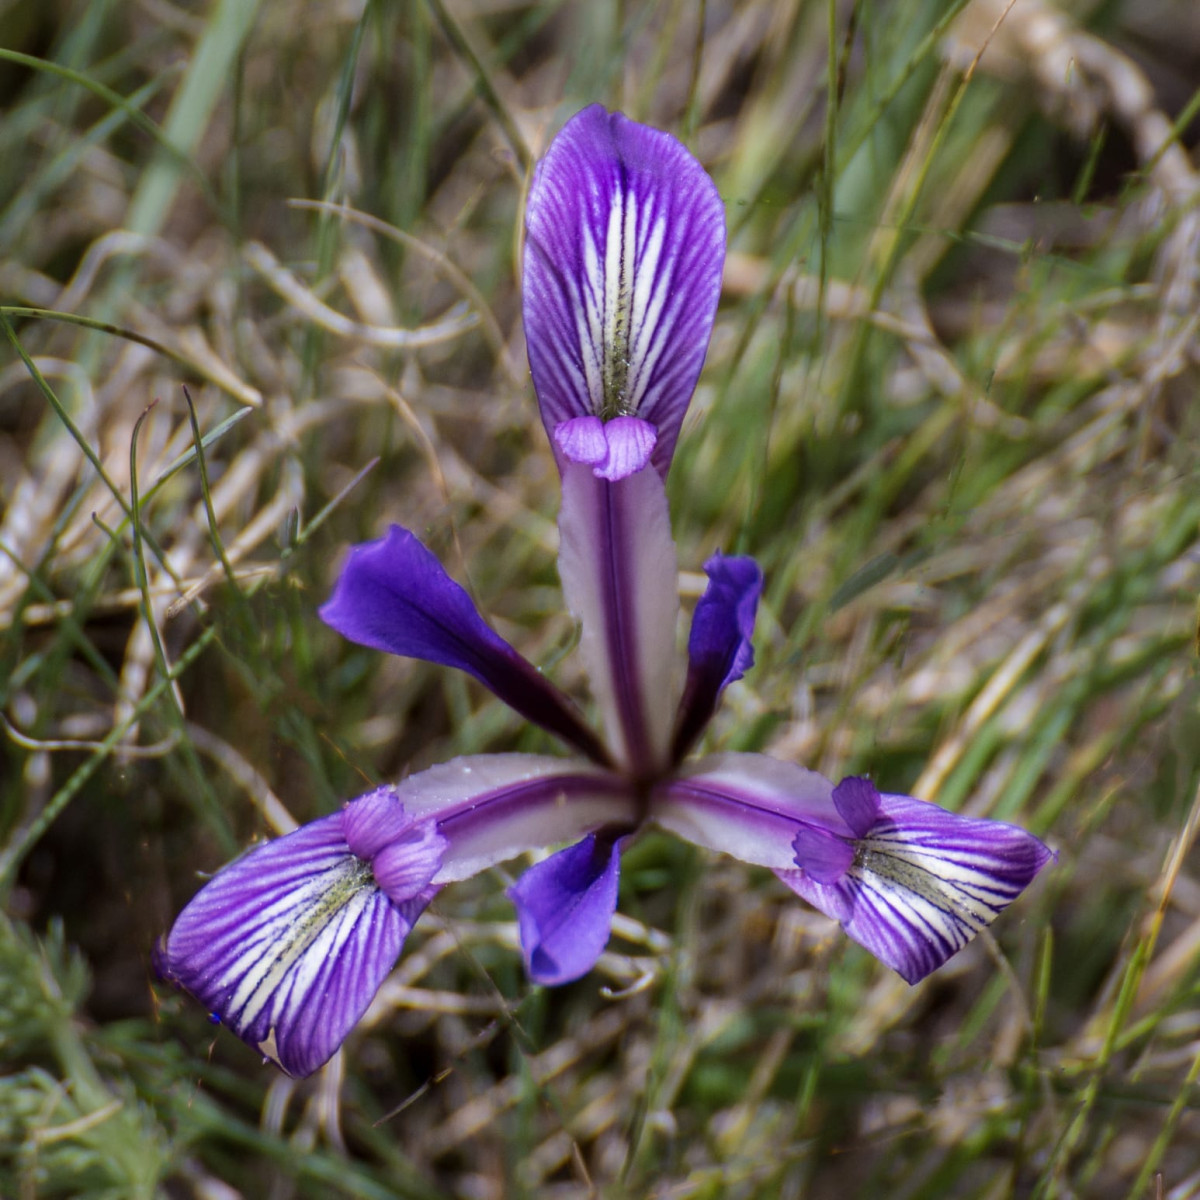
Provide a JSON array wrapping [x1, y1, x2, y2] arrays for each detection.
[[524, 105, 725, 477], [159, 814, 420, 1077], [782, 792, 1053, 983]]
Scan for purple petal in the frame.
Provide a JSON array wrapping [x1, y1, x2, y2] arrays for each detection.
[[672, 555, 763, 760], [320, 526, 607, 764], [389, 753, 637, 883], [651, 752, 850, 872], [524, 104, 725, 477], [509, 833, 626, 985], [831, 776, 881, 839], [558, 462, 679, 777], [158, 811, 426, 1077], [780, 794, 1054, 984], [791, 824, 855, 886]]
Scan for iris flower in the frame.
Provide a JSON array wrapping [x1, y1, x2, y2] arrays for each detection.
[[157, 106, 1052, 1078]]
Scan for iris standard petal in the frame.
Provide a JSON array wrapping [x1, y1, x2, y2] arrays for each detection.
[[320, 525, 608, 764], [558, 461, 679, 778], [651, 752, 850, 872], [388, 753, 638, 883], [781, 786, 1054, 984], [672, 554, 763, 760], [523, 104, 725, 477], [157, 812, 427, 1078], [509, 833, 627, 985]]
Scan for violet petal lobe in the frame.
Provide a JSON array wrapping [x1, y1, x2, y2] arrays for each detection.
[[524, 104, 726, 477], [554, 415, 658, 482], [370, 826, 447, 906], [341, 785, 414, 861], [509, 833, 627, 985], [780, 787, 1054, 984], [830, 776, 881, 839], [554, 416, 609, 466], [672, 554, 763, 760], [340, 787, 446, 904], [791, 824, 855, 886], [158, 812, 425, 1078], [593, 416, 657, 482], [558, 461, 679, 779], [320, 526, 608, 765]]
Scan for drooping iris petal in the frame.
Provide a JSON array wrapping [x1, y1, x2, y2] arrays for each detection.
[[651, 752, 851, 873], [672, 555, 763, 760], [781, 786, 1054, 984], [509, 833, 627, 985], [524, 103, 725, 478], [157, 797, 441, 1078], [320, 526, 608, 765], [389, 753, 638, 883], [558, 461, 679, 778]]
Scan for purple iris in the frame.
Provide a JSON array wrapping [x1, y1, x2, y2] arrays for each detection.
[[157, 105, 1052, 1078]]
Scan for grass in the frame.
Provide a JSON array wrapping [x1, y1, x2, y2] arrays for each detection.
[[2, 0, 1199, 1195]]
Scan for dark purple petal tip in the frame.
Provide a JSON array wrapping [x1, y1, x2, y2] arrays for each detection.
[[524, 104, 726, 477], [320, 525, 609, 764], [672, 554, 763, 760], [318, 526, 518, 676], [508, 832, 627, 985]]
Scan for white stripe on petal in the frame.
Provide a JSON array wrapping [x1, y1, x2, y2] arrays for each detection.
[[524, 106, 725, 476], [781, 793, 1052, 983], [224, 858, 376, 1032], [161, 817, 412, 1077]]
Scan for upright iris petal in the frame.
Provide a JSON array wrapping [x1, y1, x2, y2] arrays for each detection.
[[523, 104, 726, 480], [320, 525, 608, 765], [672, 554, 763, 759]]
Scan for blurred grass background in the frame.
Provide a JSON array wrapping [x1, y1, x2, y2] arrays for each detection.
[[1, 0, 1199, 1195]]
